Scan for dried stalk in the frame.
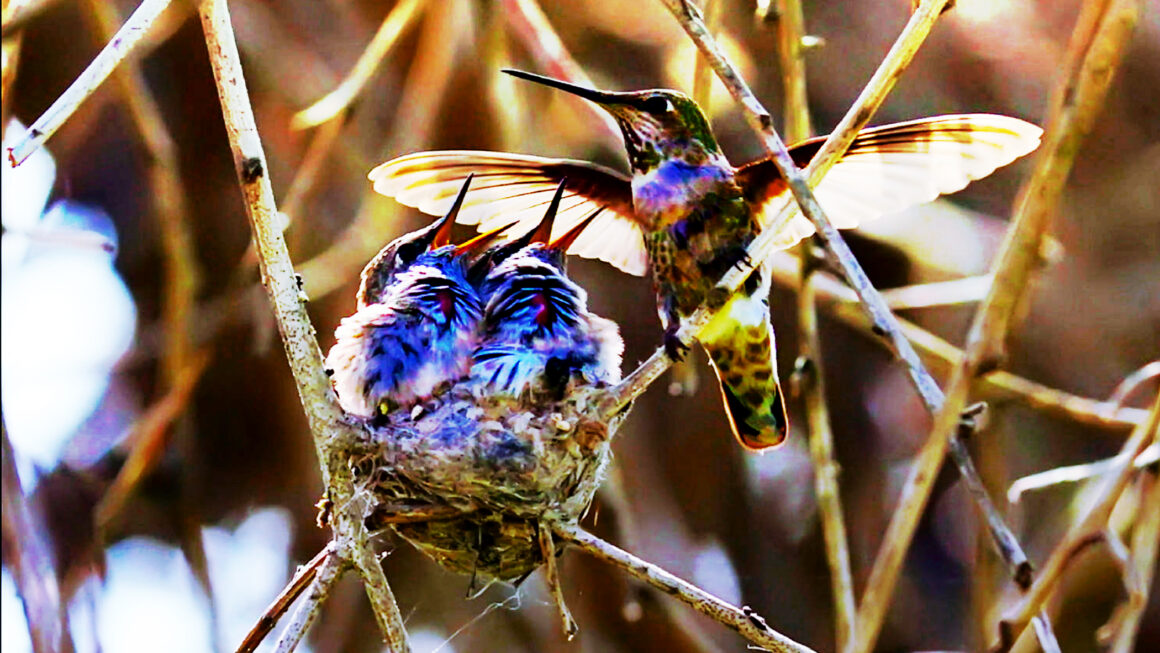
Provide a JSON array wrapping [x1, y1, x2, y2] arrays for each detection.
[[773, 0, 812, 142], [796, 245, 857, 650], [1, 415, 72, 653], [236, 545, 333, 653], [197, 0, 409, 650], [1103, 468, 1160, 653], [6, 0, 175, 166], [1000, 394, 1158, 649], [1008, 442, 1158, 503], [553, 522, 816, 653], [854, 0, 1138, 646], [501, 0, 621, 140], [658, 0, 1033, 625], [273, 549, 346, 653], [291, 0, 426, 130]]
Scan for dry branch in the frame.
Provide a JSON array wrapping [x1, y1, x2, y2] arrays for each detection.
[[197, 0, 409, 649], [554, 522, 816, 653], [6, 0, 174, 166], [273, 549, 346, 653]]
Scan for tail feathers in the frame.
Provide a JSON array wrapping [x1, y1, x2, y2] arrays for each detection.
[[700, 306, 789, 451]]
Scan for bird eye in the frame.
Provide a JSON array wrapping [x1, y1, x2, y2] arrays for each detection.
[[395, 240, 425, 265], [643, 95, 673, 114]]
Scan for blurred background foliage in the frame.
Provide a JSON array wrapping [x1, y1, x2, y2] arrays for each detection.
[[1, 0, 1158, 651]]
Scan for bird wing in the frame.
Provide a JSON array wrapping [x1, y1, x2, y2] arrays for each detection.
[[369, 151, 647, 276], [736, 114, 1043, 250]]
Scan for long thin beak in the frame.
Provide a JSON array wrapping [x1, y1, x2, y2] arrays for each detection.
[[502, 69, 621, 105], [549, 207, 604, 253], [530, 180, 569, 244], [454, 222, 513, 256], [432, 173, 474, 247]]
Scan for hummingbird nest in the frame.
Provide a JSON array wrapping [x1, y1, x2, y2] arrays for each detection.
[[348, 381, 625, 583]]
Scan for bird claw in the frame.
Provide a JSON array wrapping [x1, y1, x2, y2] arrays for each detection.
[[664, 327, 690, 361]]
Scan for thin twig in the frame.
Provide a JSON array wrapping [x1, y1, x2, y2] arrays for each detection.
[[536, 525, 577, 640], [6, 0, 174, 166], [690, 0, 721, 113], [1, 414, 71, 653], [502, 0, 621, 141], [273, 548, 346, 653], [1102, 469, 1160, 653], [553, 522, 816, 653], [197, 1, 410, 650], [1106, 361, 1160, 414], [855, 0, 1138, 645], [999, 394, 1158, 650], [659, 0, 1033, 622], [1008, 442, 1159, 503], [94, 351, 211, 530], [237, 545, 335, 653], [879, 275, 992, 310], [795, 244, 857, 650], [772, 0, 812, 142], [291, 0, 426, 130]]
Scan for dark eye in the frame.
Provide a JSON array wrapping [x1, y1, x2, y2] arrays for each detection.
[[395, 240, 425, 265], [642, 95, 673, 114]]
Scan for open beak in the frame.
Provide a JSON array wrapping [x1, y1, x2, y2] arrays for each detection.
[[502, 69, 624, 106], [529, 179, 569, 245], [549, 207, 603, 253], [454, 222, 514, 256], [431, 173, 474, 248]]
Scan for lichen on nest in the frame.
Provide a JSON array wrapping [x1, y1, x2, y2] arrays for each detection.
[[349, 380, 627, 582]]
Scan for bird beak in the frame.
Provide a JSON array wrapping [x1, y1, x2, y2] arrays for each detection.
[[530, 179, 569, 244], [431, 173, 474, 248], [502, 69, 623, 106], [454, 222, 514, 256], [549, 207, 603, 253]]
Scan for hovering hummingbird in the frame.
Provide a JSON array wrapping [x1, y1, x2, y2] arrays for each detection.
[[471, 181, 623, 401], [325, 175, 505, 419], [367, 71, 1043, 450]]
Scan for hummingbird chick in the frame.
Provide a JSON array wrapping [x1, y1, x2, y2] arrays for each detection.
[[368, 71, 1042, 450], [326, 176, 504, 420], [470, 181, 623, 401]]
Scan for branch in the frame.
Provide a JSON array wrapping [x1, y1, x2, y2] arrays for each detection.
[[236, 544, 333, 653], [273, 548, 346, 653], [290, 0, 426, 130], [1, 414, 71, 653], [1101, 468, 1160, 653], [772, 0, 812, 143], [795, 245, 856, 650], [197, 1, 409, 650], [999, 393, 1158, 649], [553, 522, 816, 653], [502, 0, 621, 141], [6, 0, 175, 166]]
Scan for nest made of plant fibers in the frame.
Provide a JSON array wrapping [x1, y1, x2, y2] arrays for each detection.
[[349, 381, 627, 583]]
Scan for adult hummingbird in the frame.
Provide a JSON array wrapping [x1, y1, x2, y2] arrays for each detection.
[[326, 175, 506, 419], [368, 71, 1042, 450], [471, 180, 623, 401]]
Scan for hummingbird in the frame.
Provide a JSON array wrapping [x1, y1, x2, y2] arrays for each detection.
[[325, 175, 506, 419], [367, 71, 1042, 450], [470, 180, 623, 401]]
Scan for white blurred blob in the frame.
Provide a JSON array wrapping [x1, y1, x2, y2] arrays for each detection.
[[92, 538, 214, 653], [745, 438, 818, 543], [690, 538, 741, 606], [204, 508, 294, 651], [62, 508, 295, 653], [1, 120, 137, 492], [409, 628, 456, 653], [1, 571, 34, 653]]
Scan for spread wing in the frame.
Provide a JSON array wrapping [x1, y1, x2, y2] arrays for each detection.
[[737, 114, 1043, 250], [369, 152, 647, 276]]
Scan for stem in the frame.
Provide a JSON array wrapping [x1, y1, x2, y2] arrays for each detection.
[[236, 545, 334, 653], [273, 550, 346, 653], [796, 245, 856, 650], [6, 0, 174, 166], [198, 1, 410, 649], [553, 522, 816, 653], [773, 0, 812, 143], [291, 0, 426, 130]]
